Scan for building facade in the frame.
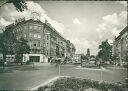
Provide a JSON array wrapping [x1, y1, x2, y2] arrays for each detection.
[[3, 18, 76, 62], [113, 26, 128, 65], [73, 54, 84, 63]]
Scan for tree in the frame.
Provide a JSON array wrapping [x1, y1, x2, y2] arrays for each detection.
[[0, 0, 27, 12], [97, 40, 112, 62], [3, 32, 30, 64], [56, 45, 60, 58], [14, 38, 30, 64], [86, 48, 90, 61], [0, 33, 9, 59], [86, 48, 90, 57], [0, 33, 4, 53]]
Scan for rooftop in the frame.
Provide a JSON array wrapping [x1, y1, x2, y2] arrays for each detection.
[[115, 25, 128, 41]]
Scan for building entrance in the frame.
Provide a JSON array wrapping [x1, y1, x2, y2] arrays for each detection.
[[29, 56, 40, 62]]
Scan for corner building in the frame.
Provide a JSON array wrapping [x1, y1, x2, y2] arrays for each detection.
[[4, 18, 76, 62], [113, 26, 128, 65]]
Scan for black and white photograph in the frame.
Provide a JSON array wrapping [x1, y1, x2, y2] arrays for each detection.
[[0, 0, 128, 91]]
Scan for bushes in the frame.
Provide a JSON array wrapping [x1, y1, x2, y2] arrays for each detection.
[[37, 77, 125, 91]]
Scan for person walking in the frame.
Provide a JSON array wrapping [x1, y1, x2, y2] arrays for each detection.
[[4, 61, 7, 67]]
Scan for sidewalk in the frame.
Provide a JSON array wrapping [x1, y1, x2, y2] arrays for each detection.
[[0, 64, 126, 90], [106, 66, 127, 70], [0, 63, 59, 90], [76, 66, 110, 72], [0, 63, 55, 74]]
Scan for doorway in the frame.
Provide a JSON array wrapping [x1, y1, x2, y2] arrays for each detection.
[[29, 56, 40, 62]]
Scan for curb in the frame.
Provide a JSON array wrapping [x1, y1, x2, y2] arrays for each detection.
[[76, 67, 109, 72], [30, 76, 71, 90], [30, 76, 60, 90]]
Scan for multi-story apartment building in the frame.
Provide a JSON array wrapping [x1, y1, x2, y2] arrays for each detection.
[[3, 18, 76, 62], [113, 26, 128, 65]]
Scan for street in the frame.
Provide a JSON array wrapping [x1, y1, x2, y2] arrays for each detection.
[[0, 1, 127, 91], [0, 63, 127, 90]]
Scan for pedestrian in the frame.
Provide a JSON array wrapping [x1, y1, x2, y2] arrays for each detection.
[[4, 61, 7, 67], [2, 59, 5, 69], [55, 59, 58, 67]]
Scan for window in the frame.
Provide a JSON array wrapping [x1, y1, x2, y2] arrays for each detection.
[[34, 34, 37, 38], [38, 26, 41, 30], [47, 51, 48, 55], [34, 25, 38, 29], [24, 26, 27, 30], [38, 42, 40, 46], [34, 43, 36, 46], [47, 35, 49, 40], [24, 34, 26, 37], [29, 33, 33, 37], [29, 26, 33, 29], [38, 35, 41, 38]]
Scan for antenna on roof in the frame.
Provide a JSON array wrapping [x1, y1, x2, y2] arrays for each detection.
[[31, 12, 40, 20]]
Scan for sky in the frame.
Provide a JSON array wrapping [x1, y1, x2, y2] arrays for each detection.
[[0, 1, 127, 55]]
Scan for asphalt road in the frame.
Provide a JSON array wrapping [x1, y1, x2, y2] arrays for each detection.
[[0, 63, 127, 90]]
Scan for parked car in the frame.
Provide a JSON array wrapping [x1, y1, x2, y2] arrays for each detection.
[[84, 62, 96, 68]]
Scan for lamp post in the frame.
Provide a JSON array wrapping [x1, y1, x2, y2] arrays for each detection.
[[100, 66, 103, 82]]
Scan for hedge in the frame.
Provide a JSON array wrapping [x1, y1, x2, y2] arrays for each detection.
[[37, 76, 127, 91]]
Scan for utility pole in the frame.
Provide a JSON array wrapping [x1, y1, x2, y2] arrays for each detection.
[[100, 66, 103, 82]]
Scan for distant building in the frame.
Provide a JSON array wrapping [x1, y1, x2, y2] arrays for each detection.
[[6, 55, 15, 62], [73, 54, 83, 63], [86, 48, 90, 60], [113, 26, 128, 65], [3, 18, 76, 62], [0, 53, 3, 60]]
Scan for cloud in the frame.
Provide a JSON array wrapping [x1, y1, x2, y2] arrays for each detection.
[[102, 13, 119, 25], [116, 1, 127, 7], [0, 1, 66, 35], [70, 38, 91, 53], [73, 18, 81, 25], [112, 27, 121, 36], [70, 38, 98, 55], [0, 18, 12, 32], [96, 11, 127, 39], [0, 18, 12, 26]]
